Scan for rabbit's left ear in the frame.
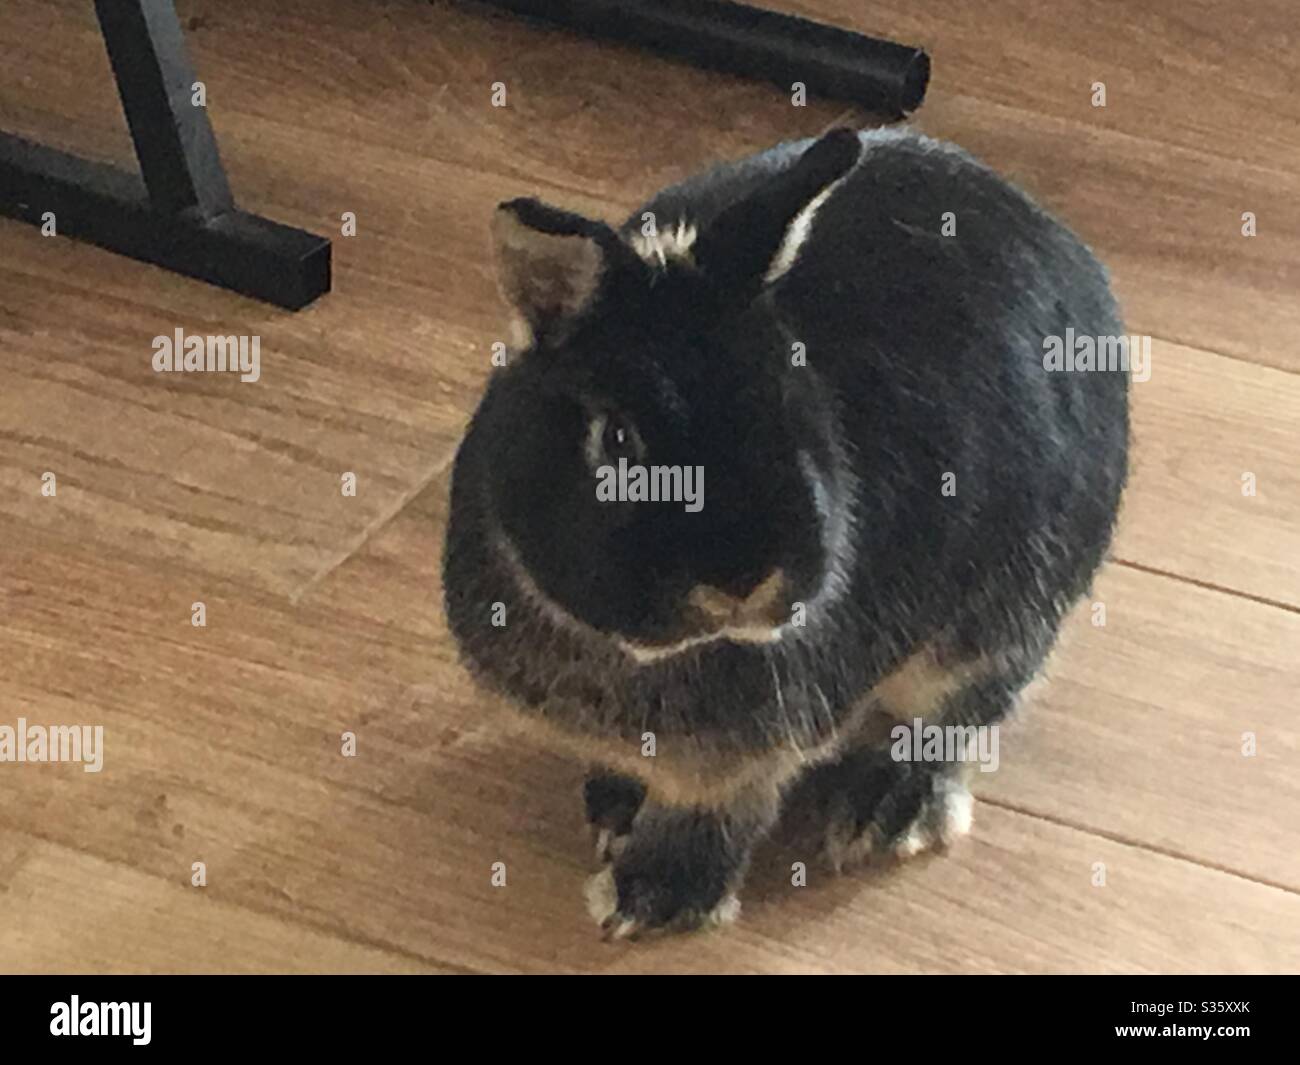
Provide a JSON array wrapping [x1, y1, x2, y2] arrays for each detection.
[[695, 128, 863, 298]]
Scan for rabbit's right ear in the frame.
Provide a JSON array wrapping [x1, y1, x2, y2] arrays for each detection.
[[492, 198, 622, 348], [694, 128, 863, 300]]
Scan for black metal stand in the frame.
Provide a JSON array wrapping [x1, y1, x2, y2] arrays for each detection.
[[477, 0, 930, 117], [0, 0, 330, 310]]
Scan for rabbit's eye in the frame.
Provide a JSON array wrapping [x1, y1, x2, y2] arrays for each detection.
[[586, 413, 643, 469]]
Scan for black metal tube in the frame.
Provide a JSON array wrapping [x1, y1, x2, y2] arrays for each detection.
[[476, 0, 930, 116]]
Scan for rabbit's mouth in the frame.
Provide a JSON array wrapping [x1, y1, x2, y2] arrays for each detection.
[[611, 569, 792, 664]]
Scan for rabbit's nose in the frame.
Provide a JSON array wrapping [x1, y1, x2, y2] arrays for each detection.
[[687, 568, 790, 631]]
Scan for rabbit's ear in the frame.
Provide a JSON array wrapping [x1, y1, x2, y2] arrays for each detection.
[[695, 128, 863, 298], [492, 198, 620, 347]]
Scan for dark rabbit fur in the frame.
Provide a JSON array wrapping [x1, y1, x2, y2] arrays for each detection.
[[443, 127, 1129, 936]]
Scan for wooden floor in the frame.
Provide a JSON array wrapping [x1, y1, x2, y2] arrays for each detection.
[[1, 0, 1297, 974]]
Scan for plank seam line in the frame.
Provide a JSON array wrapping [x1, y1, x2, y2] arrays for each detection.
[[288, 448, 458, 606], [980, 797, 1300, 897], [1114, 559, 1300, 616]]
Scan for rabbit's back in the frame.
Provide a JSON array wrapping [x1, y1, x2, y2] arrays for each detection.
[[632, 128, 1129, 665]]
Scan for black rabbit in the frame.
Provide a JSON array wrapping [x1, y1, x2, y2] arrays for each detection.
[[443, 126, 1129, 937]]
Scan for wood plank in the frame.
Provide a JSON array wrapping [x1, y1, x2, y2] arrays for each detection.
[[1, 0, 1296, 976], [0, 130, 497, 594], [910, 93, 1300, 373], [4, 0, 1297, 379], [0, 834, 444, 974], [0, 0, 134, 166], [622, 804, 1300, 974], [296, 466, 1300, 889], [4, 2, 1296, 601], [3, 543, 1295, 972], [139, 0, 1300, 373], [976, 564, 1300, 891], [1118, 340, 1300, 607], [779, 0, 1300, 174]]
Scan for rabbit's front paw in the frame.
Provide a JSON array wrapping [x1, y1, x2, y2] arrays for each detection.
[[584, 865, 741, 940], [582, 802, 749, 939], [583, 770, 646, 864], [821, 754, 973, 872]]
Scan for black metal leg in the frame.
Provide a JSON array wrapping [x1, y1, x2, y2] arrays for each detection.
[[476, 0, 930, 117], [0, 0, 330, 311], [95, 0, 234, 218]]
